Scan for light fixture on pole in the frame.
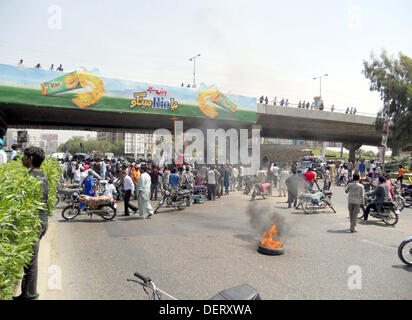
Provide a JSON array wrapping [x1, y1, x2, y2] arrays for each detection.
[[189, 53, 201, 88], [313, 73, 328, 98]]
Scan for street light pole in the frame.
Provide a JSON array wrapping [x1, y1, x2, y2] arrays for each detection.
[[313, 73, 328, 98], [313, 73, 328, 158], [189, 53, 201, 88]]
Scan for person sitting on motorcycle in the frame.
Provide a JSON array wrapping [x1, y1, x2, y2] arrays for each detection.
[[103, 178, 117, 199], [338, 166, 348, 185], [363, 175, 389, 221], [82, 170, 97, 197]]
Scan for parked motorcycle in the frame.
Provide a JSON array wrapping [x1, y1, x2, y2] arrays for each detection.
[[242, 176, 254, 195], [400, 183, 412, 208], [61, 192, 117, 221], [250, 182, 271, 201], [398, 236, 412, 266], [361, 195, 400, 226], [296, 189, 336, 214], [55, 184, 79, 206], [154, 186, 188, 213]]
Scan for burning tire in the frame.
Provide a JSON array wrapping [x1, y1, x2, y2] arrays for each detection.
[[258, 224, 284, 255], [258, 244, 284, 255]]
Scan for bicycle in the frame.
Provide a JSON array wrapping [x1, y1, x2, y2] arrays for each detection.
[[127, 272, 261, 300]]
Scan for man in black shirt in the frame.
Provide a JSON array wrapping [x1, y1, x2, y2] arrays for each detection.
[[14, 147, 48, 300]]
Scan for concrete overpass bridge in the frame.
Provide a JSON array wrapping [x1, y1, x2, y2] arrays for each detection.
[[0, 101, 384, 160]]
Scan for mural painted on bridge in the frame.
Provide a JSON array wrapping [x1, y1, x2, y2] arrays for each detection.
[[0, 64, 257, 123]]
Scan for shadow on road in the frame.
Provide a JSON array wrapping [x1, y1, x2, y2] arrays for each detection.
[[391, 265, 412, 272], [58, 218, 115, 223], [327, 229, 351, 234]]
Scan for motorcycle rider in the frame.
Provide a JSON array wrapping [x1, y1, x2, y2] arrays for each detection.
[[363, 175, 389, 221]]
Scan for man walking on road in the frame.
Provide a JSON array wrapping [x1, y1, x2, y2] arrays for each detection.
[[137, 164, 154, 219], [121, 170, 138, 216], [345, 174, 364, 233]]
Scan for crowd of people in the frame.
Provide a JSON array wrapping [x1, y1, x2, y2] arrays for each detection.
[[258, 95, 357, 113]]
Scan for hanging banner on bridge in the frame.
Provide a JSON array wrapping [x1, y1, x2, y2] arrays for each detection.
[[0, 64, 257, 123]]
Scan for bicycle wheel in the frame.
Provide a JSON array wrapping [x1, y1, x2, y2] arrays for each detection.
[[302, 199, 316, 214], [99, 204, 117, 221], [382, 208, 398, 226], [61, 204, 80, 220], [398, 239, 412, 266], [55, 194, 60, 206]]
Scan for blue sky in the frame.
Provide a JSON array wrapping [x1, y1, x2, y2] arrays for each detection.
[[0, 0, 411, 144]]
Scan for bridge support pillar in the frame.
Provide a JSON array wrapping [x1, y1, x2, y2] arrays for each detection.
[[0, 111, 7, 139], [343, 143, 362, 162]]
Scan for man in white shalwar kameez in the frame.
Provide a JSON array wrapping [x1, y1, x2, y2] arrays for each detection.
[[137, 164, 154, 219]]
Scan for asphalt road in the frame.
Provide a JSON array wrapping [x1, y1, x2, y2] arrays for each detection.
[[40, 182, 412, 300]]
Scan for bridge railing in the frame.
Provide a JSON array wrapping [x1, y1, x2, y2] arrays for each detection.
[[258, 100, 377, 117]]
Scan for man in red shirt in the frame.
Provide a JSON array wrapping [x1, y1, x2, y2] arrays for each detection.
[[304, 167, 316, 190]]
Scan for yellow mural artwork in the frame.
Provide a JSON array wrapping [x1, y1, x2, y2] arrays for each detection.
[[197, 88, 237, 119]]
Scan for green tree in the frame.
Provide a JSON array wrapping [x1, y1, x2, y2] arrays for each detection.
[[363, 50, 412, 155]]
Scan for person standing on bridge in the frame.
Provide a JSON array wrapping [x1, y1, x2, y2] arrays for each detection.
[[273, 97, 277, 106], [265, 96, 268, 104]]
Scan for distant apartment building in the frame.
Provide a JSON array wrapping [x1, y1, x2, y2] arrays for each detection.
[[124, 133, 153, 158]]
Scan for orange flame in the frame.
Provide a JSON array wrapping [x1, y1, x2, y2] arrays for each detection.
[[260, 224, 283, 248]]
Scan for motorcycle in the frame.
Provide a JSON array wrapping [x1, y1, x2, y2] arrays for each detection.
[[154, 186, 188, 214], [361, 195, 400, 226], [242, 176, 254, 195], [336, 174, 348, 187], [392, 183, 406, 211], [250, 182, 271, 201], [61, 192, 117, 221], [398, 236, 412, 266], [296, 189, 337, 214], [400, 183, 412, 208], [55, 183, 79, 206]]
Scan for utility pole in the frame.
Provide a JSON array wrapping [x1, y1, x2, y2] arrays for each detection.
[[314, 74, 328, 157], [189, 54, 201, 88]]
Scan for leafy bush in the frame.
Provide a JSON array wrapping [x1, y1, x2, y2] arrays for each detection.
[[41, 158, 62, 216], [0, 159, 61, 299]]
